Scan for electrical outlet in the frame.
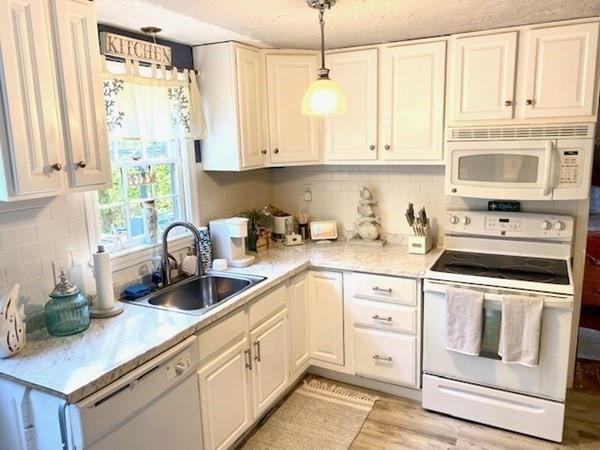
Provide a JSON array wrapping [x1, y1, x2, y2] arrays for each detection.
[[304, 184, 313, 202]]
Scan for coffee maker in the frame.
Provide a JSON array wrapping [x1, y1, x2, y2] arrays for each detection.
[[209, 218, 256, 267]]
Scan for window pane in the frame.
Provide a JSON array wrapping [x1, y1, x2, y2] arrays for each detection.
[[154, 164, 175, 197], [128, 203, 145, 238], [112, 140, 143, 162], [98, 206, 127, 248], [98, 169, 124, 205], [126, 167, 154, 200], [145, 141, 174, 159], [156, 197, 176, 230]]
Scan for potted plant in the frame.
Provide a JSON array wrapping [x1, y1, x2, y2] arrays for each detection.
[[239, 208, 268, 251]]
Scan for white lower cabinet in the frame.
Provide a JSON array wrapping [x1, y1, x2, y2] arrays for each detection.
[[196, 283, 289, 450], [288, 271, 311, 375]]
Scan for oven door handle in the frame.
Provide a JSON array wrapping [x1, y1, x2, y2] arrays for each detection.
[[541, 140, 554, 197], [424, 281, 572, 310]]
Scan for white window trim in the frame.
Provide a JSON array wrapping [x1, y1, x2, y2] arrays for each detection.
[[84, 140, 200, 272]]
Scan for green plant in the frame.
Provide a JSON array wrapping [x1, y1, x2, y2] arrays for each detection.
[[239, 208, 267, 230]]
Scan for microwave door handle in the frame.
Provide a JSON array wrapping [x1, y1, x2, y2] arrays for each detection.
[[541, 140, 553, 196]]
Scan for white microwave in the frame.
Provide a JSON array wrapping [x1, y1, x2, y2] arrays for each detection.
[[445, 125, 595, 201]]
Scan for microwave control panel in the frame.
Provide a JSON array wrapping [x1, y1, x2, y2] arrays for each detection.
[[558, 149, 582, 187]]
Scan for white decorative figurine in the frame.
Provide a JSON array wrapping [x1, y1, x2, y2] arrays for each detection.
[[0, 284, 25, 358], [350, 186, 383, 245]]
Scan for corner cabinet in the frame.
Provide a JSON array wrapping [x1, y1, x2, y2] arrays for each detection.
[[0, 0, 111, 201], [448, 21, 600, 125], [324, 41, 446, 164], [195, 43, 321, 171]]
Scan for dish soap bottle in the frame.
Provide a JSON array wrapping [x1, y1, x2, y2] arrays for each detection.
[[45, 269, 90, 336]]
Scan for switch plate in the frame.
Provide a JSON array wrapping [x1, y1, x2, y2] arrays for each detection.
[[304, 184, 312, 202]]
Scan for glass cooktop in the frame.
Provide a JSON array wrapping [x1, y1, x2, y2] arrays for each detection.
[[429, 250, 570, 285]]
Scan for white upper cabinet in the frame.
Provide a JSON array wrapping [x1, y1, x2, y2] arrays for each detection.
[[324, 41, 446, 164], [0, 0, 111, 201], [448, 21, 600, 125], [265, 52, 321, 165], [325, 49, 379, 161], [380, 41, 446, 161], [449, 32, 517, 121]]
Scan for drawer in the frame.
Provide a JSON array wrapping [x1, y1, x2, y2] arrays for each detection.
[[352, 273, 417, 305], [353, 327, 417, 387], [197, 309, 246, 362], [248, 282, 287, 329], [351, 298, 417, 334]]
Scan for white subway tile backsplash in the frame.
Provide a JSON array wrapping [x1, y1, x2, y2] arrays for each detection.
[[37, 221, 69, 241], [6, 261, 42, 284], [21, 241, 55, 264], [1, 226, 37, 249], [0, 248, 22, 270]]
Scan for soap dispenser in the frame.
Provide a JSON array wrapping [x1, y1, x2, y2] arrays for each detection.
[[45, 269, 90, 336]]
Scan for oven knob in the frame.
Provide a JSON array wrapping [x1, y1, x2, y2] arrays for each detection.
[[554, 221, 566, 231], [540, 220, 552, 230], [449, 215, 459, 225], [461, 216, 471, 225]]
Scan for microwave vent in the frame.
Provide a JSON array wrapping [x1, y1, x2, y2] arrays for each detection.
[[450, 125, 592, 140]]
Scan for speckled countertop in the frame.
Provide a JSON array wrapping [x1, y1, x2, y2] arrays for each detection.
[[0, 241, 441, 403]]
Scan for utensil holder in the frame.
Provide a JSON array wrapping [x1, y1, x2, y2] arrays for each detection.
[[408, 226, 432, 254]]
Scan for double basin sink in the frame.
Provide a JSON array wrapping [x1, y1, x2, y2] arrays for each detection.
[[122, 272, 266, 316]]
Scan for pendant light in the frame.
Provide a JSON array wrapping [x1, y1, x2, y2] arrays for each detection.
[[301, 0, 347, 115]]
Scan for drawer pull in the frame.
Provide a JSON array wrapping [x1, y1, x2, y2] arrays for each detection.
[[373, 354, 392, 362], [244, 348, 252, 370], [372, 286, 392, 293], [372, 314, 392, 322], [253, 340, 261, 362]]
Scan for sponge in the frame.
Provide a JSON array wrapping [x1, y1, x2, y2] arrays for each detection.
[[123, 284, 150, 299]]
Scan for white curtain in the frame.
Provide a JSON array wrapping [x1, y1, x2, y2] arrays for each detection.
[[102, 58, 207, 140]]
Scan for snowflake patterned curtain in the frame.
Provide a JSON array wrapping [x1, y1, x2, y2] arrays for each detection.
[[102, 58, 207, 140]]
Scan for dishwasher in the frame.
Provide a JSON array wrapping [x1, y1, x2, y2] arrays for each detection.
[[67, 336, 202, 450]]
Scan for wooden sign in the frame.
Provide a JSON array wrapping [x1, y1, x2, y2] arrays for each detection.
[[100, 32, 172, 65]]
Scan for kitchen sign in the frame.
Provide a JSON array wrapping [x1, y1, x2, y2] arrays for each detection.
[[100, 32, 172, 65]]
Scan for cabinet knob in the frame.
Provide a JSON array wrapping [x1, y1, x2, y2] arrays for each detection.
[[51, 163, 62, 171], [261, 149, 267, 155], [175, 363, 185, 376], [504, 100, 512, 106], [273, 148, 279, 154], [369, 145, 375, 151], [76, 161, 87, 169], [526, 99, 533, 105], [384, 145, 390, 151]]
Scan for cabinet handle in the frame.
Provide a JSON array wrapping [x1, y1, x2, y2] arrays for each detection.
[[504, 100, 512, 106], [51, 163, 63, 171], [76, 161, 87, 169], [372, 286, 392, 293], [372, 314, 393, 322], [373, 354, 392, 362], [253, 340, 261, 362], [384, 145, 390, 151], [261, 149, 267, 155], [244, 348, 252, 370], [526, 99, 533, 105], [273, 148, 279, 154], [369, 145, 375, 151]]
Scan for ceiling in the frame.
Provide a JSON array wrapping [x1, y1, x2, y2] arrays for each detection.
[[96, 0, 600, 49]]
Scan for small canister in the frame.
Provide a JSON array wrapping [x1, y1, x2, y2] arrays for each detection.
[[45, 269, 90, 337]]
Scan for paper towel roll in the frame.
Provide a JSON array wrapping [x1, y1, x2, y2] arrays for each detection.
[[93, 246, 115, 310]]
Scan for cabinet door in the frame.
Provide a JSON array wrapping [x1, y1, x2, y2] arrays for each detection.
[[380, 41, 446, 161], [236, 46, 268, 169], [449, 32, 517, 122], [523, 23, 599, 119], [308, 271, 344, 366], [50, 0, 111, 190], [0, 0, 64, 196], [288, 272, 310, 374], [325, 49, 378, 161], [250, 309, 289, 417], [265, 53, 321, 164], [197, 338, 252, 450]]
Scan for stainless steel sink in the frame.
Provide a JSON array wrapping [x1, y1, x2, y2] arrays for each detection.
[[122, 272, 266, 315]]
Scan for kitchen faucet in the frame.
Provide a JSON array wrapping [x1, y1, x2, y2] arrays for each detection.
[[162, 221, 203, 286]]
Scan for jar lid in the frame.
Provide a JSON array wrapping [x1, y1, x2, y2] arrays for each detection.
[[50, 269, 80, 297]]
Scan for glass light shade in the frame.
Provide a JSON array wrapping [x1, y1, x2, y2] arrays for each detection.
[[301, 76, 347, 115]]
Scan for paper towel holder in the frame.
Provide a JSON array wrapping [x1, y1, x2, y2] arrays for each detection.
[[90, 245, 124, 319]]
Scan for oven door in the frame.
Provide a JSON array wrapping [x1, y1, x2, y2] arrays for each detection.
[[423, 279, 573, 401], [446, 139, 556, 200]]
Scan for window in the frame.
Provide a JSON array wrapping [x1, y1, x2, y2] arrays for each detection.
[[95, 139, 189, 253]]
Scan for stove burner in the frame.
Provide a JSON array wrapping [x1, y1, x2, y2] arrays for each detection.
[[524, 259, 554, 268], [445, 262, 488, 276], [498, 265, 555, 283], [452, 253, 479, 261]]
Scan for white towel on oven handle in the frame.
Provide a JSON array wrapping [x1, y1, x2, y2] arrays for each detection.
[[444, 287, 484, 356], [499, 295, 544, 367]]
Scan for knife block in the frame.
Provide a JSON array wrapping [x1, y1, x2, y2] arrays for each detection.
[[408, 226, 433, 254]]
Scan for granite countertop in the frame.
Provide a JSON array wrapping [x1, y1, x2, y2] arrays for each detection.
[[0, 241, 442, 403]]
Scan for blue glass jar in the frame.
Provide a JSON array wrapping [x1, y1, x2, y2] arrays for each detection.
[[45, 269, 90, 337]]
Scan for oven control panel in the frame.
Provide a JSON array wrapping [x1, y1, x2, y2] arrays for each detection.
[[445, 211, 573, 239]]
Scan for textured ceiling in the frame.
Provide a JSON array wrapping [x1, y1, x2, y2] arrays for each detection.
[[96, 0, 600, 49]]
